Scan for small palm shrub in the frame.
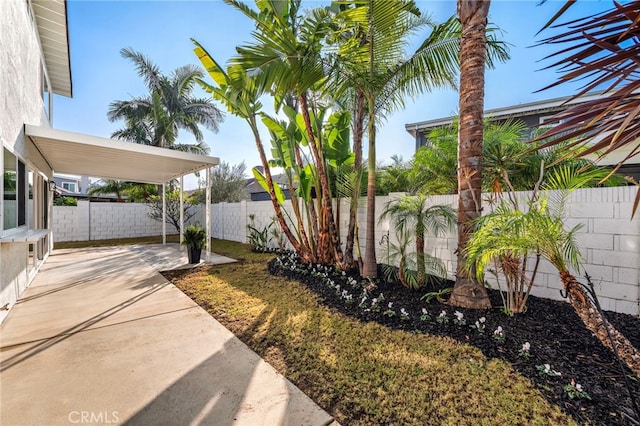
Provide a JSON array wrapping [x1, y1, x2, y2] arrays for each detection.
[[246, 214, 273, 252], [380, 195, 455, 289], [382, 228, 447, 289], [182, 224, 206, 249], [464, 197, 581, 315]]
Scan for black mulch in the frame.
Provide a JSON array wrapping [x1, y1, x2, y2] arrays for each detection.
[[268, 252, 640, 426]]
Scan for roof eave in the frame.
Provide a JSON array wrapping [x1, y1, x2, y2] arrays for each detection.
[[405, 90, 608, 134], [32, 0, 72, 97]]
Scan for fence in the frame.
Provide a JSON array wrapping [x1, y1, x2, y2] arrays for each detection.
[[52, 187, 640, 315], [53, 200, 179, 242]]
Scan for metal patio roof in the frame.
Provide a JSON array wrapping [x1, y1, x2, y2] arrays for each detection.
[[25, 125, 219, 184]]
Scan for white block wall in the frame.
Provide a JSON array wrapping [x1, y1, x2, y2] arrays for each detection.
[[52, 201, 177, 242], [203, 187, 639, 316]]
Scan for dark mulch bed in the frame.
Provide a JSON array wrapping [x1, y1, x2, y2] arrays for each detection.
[[268, 252, 640, 426]]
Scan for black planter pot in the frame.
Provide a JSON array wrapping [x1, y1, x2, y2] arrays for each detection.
[[187, 246, 202, 264]]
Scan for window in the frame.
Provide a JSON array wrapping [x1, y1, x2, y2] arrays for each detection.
[[62, 182, 76, 192], [18, 160, 26, 226], [539, 115, 565, 126], [29, 171, 35, 229], [2, 148, 27, 231], [3, 148, 17, 230]]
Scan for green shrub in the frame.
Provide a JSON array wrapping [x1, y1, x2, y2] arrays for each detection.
[[54, 196, 77, 206]]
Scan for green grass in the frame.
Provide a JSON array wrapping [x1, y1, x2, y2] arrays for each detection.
[[54, 236, 574, 424], [168, 242, 575, 425]]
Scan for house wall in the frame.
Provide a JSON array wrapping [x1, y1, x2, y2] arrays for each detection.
[[0, 0, 54, 323]]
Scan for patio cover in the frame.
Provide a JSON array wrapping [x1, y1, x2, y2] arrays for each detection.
[[25, 124, 218, 258], [25, 125, 219, 184]]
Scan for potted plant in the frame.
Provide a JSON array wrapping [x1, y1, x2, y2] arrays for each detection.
[[182, 224, 206, 264]]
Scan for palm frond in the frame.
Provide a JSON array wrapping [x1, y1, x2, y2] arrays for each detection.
[[534, 2, 640, 214], [120, 47, 162, 91]]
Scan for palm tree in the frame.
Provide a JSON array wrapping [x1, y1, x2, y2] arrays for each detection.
[[108, 48, 223, 154], [328, 1, 509, 276], [535, 1, 640, 215], [330, 1, 459, 277], [87, 179, 132, 202], [415, 119, 625, 197], [191, 40, 308, 261], [377, 155, 413, 195], [448, 0, 492, 309], [465, 196, 640, 378], [225, 0, 343, 266], [380, 195, 456, 287]]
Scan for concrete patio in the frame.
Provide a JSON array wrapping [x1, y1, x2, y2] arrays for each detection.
[[0, 245, 336, 426]]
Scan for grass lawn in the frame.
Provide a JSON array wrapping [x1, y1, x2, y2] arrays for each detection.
[[169, 240, 574, 425], [54, 236, 574, 424]]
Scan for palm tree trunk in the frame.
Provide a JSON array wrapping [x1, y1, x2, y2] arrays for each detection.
[[250, 120, 310, 263], [344, 89, 365, 270], [362, 92, 378, 278], [362, 3, 378, 278], [449, 0, 491, 309], [290, 142, 315, 257], [298, 93, 343, 265], [416, 222, 426, 287], [559, 271, 640, 378]]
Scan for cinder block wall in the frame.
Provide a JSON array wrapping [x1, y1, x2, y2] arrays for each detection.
[[52, 201, 176, 242], [204, 187, 639, 316]]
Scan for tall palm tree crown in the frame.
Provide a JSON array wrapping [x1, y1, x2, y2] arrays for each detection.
[[108, 48, 224, 154]]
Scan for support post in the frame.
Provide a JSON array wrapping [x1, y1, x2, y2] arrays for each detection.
[[162, 182, 166, 245], [205, 167, 211, 262], [180, 175, 184, 247]]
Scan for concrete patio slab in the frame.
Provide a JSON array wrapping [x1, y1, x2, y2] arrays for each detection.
[[129, 243, 237, 271], [0, 245, 336, 426]]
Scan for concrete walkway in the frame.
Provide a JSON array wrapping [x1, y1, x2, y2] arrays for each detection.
[[0, 245, 336, 426]]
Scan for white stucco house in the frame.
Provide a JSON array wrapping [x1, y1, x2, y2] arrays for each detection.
[[0, 0, 220, 323]]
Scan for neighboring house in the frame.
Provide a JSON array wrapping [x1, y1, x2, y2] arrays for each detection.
[[245, 175, 292, 202], [53, 175, 121, 202], [0, 0, 219, 323], [52, 174, 90, 196], [245, 167, 293, 202], [405, 92, 640, 182]]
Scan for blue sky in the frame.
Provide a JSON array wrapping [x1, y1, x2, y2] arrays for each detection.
[[54, 0, 606, 188]]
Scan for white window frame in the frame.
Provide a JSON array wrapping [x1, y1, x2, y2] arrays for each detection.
[[61, 182, 76, 192], [1, 146, 28, 236]]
